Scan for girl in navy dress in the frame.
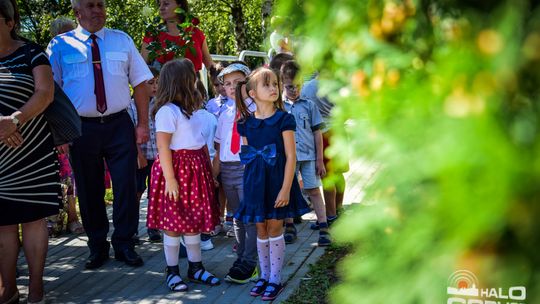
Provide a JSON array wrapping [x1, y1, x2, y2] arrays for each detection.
[[234, 68, 310, 301], [147, 59, 221, 292]]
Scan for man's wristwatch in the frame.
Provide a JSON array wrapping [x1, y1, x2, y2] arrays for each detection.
[[11, 116, 20, 127]]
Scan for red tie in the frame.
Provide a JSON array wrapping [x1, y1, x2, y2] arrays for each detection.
[[90, 34, 107, 114], [230, 110, 240, 154]]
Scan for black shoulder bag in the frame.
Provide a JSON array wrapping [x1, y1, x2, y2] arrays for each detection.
[[25, 45, 82, 146]]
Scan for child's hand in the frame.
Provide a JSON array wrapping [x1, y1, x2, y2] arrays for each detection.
[[165, 179, 179, 201], [212, 165, 220, 180], [316, 158, 326, 178], [137, 153, 148, 169], [274, 189, 290, 208]]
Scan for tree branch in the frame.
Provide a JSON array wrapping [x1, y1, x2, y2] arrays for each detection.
[[216, 0, 233, 10], [19, 0, 41, 40]]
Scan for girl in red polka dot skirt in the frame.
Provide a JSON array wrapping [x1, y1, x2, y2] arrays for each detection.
[[147, 59, 221, 292]]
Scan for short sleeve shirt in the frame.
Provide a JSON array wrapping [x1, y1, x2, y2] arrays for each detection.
[[237, 110, 296, 149], [205, 95, 228, 118], [155, 103, 206, 150], [47, 26, 153, 117], [214, 98, 256, 162], [301, 78, 334, 128], [284, 98, 325, 161], [194, 109, 218, 160]]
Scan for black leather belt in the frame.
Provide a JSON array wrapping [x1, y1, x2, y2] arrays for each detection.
[[80, 110, 127, 123]]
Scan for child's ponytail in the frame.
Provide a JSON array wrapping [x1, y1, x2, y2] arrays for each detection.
[[235, 78, 251, 120], [234, 67, 285, 122]]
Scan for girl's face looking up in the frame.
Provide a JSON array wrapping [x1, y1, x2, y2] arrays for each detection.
[[250, 72, 280, 105]]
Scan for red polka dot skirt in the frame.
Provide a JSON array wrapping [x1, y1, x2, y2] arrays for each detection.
[[147, 148, 220, 233]]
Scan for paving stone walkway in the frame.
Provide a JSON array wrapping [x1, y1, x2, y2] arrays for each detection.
[[15, 159, 377, 303]]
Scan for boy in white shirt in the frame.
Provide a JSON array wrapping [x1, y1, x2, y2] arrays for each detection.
[[213, 62, 258, 284]]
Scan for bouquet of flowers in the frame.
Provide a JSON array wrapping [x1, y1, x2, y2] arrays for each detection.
[[144, 8, 199, 69]]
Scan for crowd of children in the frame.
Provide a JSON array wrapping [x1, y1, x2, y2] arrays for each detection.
[[133, 51, 348, 300], [52, 52, 345, 301], [19, 2, 349, 302]]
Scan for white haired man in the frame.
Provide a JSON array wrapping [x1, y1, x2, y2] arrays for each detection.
[[47, 0, 153, 269]]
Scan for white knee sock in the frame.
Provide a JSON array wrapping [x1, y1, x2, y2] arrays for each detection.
[[184, 234, 202, 262], [163, 234, 181, 266], [257, 237, 270, 281], [269, 234, 285, 284]]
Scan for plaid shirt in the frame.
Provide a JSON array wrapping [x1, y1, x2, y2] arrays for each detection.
[[127, 98, 158, 160]]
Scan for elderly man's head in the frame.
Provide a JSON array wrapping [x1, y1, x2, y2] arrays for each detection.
[[50, 16, 76, 36], [71, 0, 106, 33]]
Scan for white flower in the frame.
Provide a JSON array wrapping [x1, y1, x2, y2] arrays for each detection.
[[141, 6, 153, 18]]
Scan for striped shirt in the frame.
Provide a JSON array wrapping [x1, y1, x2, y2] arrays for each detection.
[[0, 43, 61, 222]]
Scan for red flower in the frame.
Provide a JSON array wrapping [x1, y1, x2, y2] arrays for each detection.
[[191, 17, 200, 26]]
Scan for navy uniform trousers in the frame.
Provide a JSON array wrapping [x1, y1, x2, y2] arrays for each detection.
[[71, 111, 138, 254]]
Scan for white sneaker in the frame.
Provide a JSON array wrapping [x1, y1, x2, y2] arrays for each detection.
[[223, 221, 235, 237], [226, 229, 236, 238], [201, 239, 214, 251], [210, 224, 223, 236]]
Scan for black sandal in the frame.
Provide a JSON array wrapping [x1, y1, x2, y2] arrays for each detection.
[[284, 224, 297, 244], [250, 279, 268, 297], [166, 266, 188, 292], [188, 261, 221, 286], [261, 282, 284, 301]]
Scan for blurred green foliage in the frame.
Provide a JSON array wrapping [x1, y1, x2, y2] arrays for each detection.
[[17, 0, 267, 55], [191, 0, 266, 55], [16, 0, 156, 47], [277, 0, 540, 303]]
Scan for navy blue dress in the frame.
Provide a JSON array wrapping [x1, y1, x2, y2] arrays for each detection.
[[235, 110, 310, 223]]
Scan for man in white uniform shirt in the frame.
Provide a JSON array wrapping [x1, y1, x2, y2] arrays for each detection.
[[47, 0, 153, 269]]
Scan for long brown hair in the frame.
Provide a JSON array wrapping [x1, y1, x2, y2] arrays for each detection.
[[153, 58, 198, 119], [235, 67, 285, 120], [0, 0, 20, 40]]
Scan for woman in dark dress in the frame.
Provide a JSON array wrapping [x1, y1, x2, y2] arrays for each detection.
[[0, 1, 61, 303]]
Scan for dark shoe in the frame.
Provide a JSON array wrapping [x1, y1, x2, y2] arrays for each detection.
[[284, 224, 297, 244], [166, 265, 188, 292], [318, 231, 332, 247], [293, 216, 303, 224], [225, 262, 258, 284], [250, 279, 268, 297], [85, 244, 110, 270], [261, 282, 284, 301], [147, 229, 162, 242], [187, 261, 220, 286], [328, 215, 338, 225], [311, 217, 337, 230], [115, 248, 143, 267]]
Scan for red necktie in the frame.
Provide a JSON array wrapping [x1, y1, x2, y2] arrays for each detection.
[[230, 110, 240, 154], [90, 34, 107, 114]]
